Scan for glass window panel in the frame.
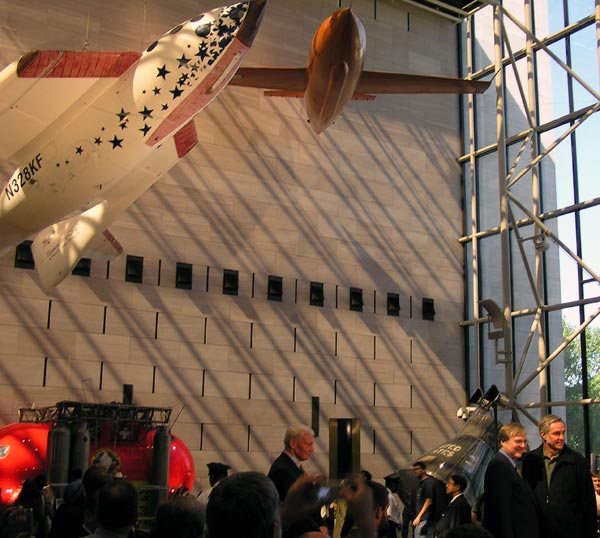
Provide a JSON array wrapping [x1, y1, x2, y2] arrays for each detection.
[[540, 127, 574, 208], [580, 207, 600, 296], [538, 134, 560, 213], [583, 287, 600, 330], [510, 224, 538, 311], [562, 305, 582, 332], [480, 234, 503, 304], [574, 114, 600, 203], [506, 140, 534, 222], [460, 20, 469, 78], [475, 86, 499, 149], [466, 325, 479, 395], [544, 0, 566, 34], [570, 25, 600, 110], [567, 0, 596, 23], [472, 5, 495, 72], [557, 213, 580, 305], [565, 405, 585, 451], [465, 241, 474, 320], [589, 404, 600, 457], [547, 309, 566, 402], [504, 57, 532, 137], [461, 95, 474, 151], [536, 44, 566, 126], [513, 314, 544, 405], [563, 327, 583, 448], [533, 0, 555, 39], [584, 324, 600, 393], [501, 3, 527, 57], [540, 40, 570, 123], [477, 153, 501, 231], [543, 221, 562, 306], [464, 162, 473, 236]]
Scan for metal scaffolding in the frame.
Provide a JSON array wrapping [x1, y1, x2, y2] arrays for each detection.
[[456, 0, 600, 447]]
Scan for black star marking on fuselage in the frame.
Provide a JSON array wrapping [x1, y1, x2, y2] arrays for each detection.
[[117, 107, 130, 122], [178, 73, 189, 86], [217, 22, 231, 35], [170, 86, 183, 99], [161, 103, 169, 111], [157, 64, 170, 79], [196, 43, 209, 60], [139, 123, 151, 136], [94, 137, 102, 145], [119, 121, 128, 130], [110, 135, 124, 148], [153, 86, 161, 95], [76, 146, 83, 155], [140, 106, 154, 120], [177, 54, 190, 68]]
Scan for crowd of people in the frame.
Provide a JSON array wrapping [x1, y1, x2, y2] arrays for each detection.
[[0, 416, 597, 538]]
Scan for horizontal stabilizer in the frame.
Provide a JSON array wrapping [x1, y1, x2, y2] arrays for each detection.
[[31, 201, 114, 291]]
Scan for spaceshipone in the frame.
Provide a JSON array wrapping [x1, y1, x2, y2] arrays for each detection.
[[0, 0, 266, 291], [230, 8, 490, 134]]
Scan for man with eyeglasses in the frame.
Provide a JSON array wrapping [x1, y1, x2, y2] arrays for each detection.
[[482, 422, 539, 538], [522, 414, 596, 538]]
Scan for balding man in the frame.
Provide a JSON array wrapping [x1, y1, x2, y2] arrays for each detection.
[[268, 425, 315, 502], [268, 425, 324, 537]]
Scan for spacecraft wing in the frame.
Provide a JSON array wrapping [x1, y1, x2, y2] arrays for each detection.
[[0, 51, 140, 162], [355, 71, 491, 95], [227, 67, 489, 97], [228, 67, 308, 92]]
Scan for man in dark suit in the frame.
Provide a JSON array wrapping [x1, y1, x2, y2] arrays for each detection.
[[522, 414, 597, 538], [483, 422, 540, 538], [434, 474, 471, 537], [268, 425, 325, 538]]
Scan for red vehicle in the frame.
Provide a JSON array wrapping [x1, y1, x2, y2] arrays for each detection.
[[0, 401, 194, 505]]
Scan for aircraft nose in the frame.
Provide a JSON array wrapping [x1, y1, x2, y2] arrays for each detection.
[[331, 8, 356, 32], [236, 0, 267, 48]]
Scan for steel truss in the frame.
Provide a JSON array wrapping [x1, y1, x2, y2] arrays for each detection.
[[458, 0, 600, 435]]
